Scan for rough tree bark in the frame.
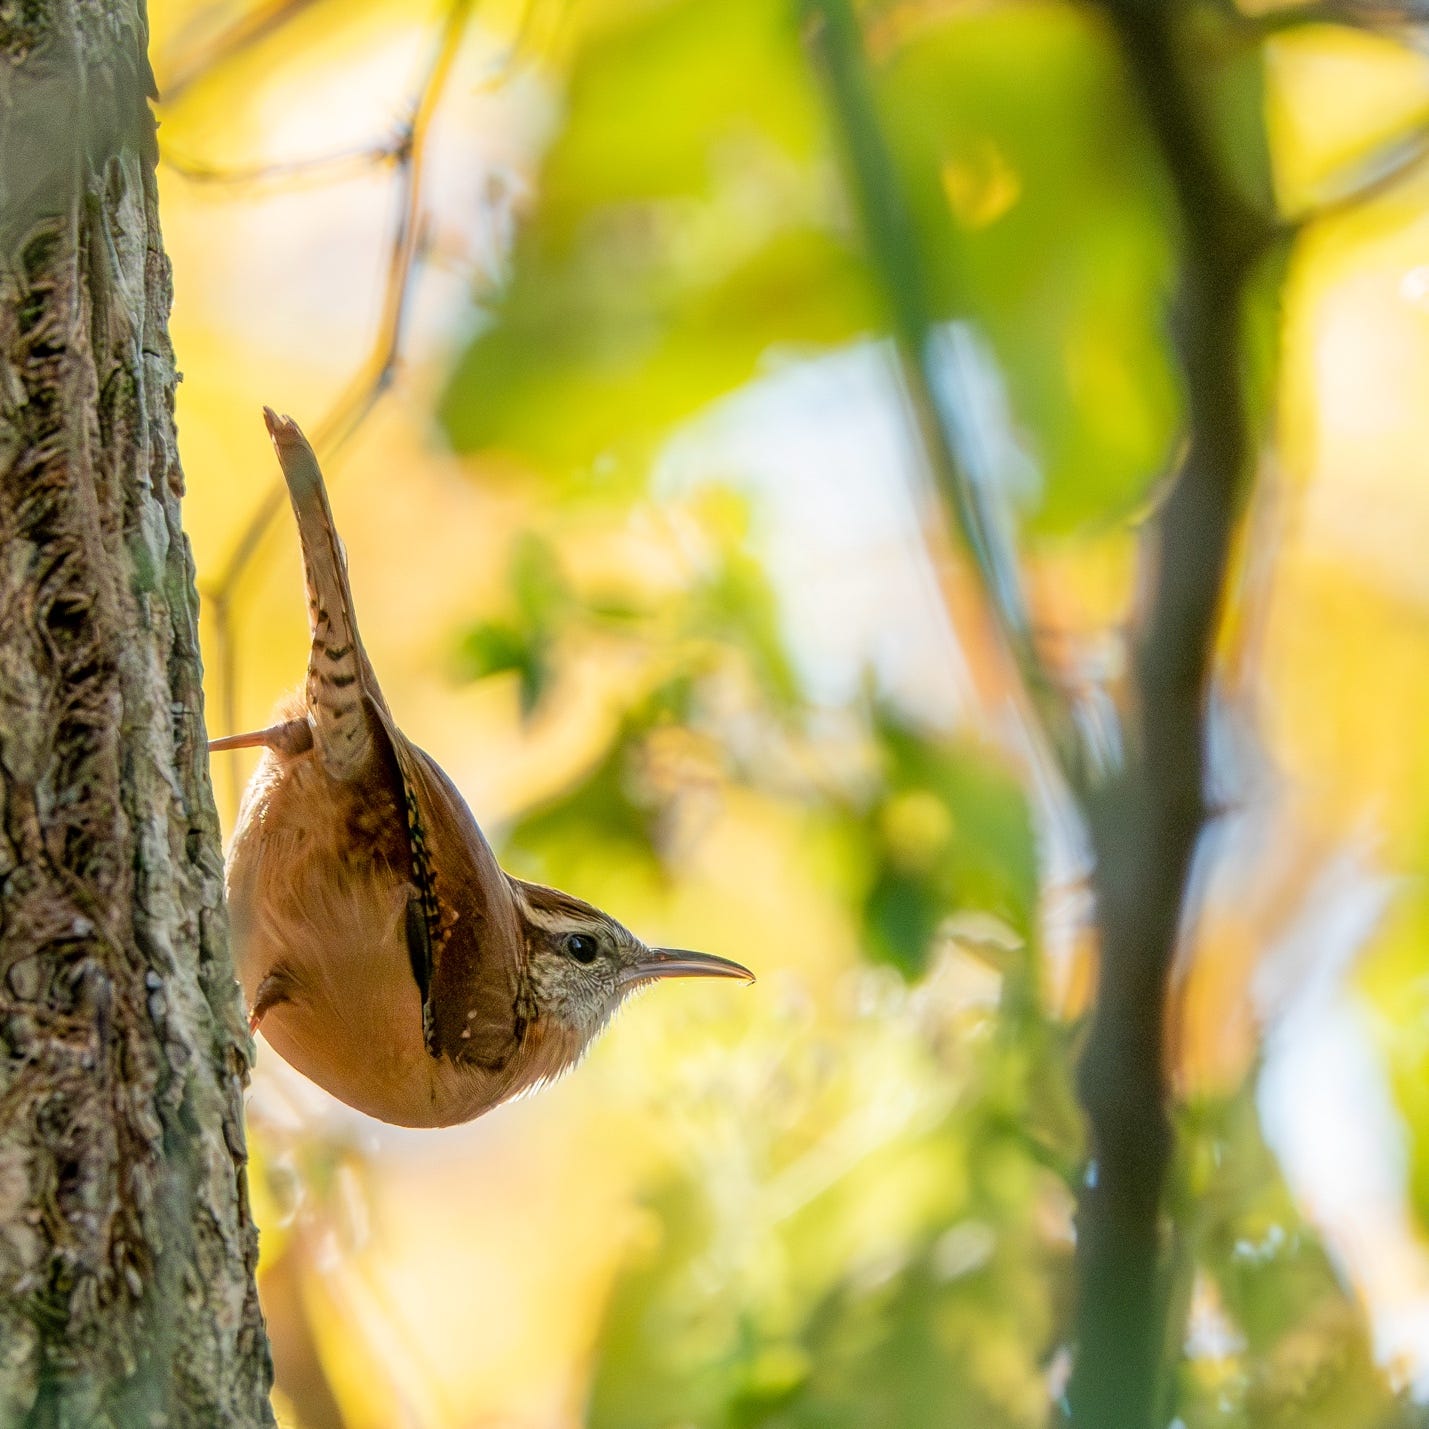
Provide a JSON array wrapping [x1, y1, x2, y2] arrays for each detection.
[[0, 1, 274, 1423]]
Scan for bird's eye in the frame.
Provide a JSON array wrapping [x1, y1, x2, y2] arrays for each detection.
[[565, 933, 599, 964]]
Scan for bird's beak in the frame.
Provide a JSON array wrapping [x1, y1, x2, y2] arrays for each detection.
[[619, 948, 755, 989]]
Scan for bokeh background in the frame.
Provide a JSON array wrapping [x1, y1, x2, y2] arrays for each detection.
[[146, 0, 1429, 1423]]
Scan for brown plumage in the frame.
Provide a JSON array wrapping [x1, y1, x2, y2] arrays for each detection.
[[216, 410, 751, 1127]]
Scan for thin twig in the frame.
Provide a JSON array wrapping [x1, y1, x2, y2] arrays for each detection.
[[196, 0, 483, 761], [163, 137, 404, 190], [161, 0, 326, 104], [204, 0, 543, 591], [1230, 0, 1429, 34], [1284, 116, 1429, 230]]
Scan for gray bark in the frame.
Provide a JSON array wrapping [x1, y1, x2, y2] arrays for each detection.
[[0, 2, 274, 1424]]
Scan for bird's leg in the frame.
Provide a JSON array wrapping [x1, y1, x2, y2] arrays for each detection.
[[248, 968, 296, 1035], [209, 719, 313, 756]]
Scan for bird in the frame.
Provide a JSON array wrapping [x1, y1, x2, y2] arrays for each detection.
[[211, 408, 753, 1128]]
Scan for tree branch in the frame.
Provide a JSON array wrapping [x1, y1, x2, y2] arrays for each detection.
[[1068, 2, 1269, 1423], [191, 0, 487, 809], [804, 1, 1270, 1423], [1230, 0, 1429, 35], [160, 0, 325, 103]]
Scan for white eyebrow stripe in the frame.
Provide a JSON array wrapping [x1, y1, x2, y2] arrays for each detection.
[[509, 878, 633, 944], [520, 901, 575, 933], [510, 880, 592, 934]]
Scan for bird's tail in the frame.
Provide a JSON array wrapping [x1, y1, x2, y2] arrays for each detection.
[[263, 407, 380, 781]]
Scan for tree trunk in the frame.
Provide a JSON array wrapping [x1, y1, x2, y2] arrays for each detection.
[[0, 2, 275, 1423]]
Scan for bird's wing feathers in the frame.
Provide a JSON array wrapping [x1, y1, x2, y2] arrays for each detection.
[[383, 727, 529, 1071], [264, 410, 527, 1071]]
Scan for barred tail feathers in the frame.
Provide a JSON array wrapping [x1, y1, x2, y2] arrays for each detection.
[[263, 407, 378, 781]]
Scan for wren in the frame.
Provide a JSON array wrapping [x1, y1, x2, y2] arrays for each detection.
[[213, 410, 752, 1127]]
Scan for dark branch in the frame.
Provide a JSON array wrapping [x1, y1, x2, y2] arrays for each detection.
[[807, 0, 1274, 1423], [1069, 2, 1270, 1424]]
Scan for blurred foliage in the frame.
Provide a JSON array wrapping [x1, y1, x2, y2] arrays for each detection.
[[477, 497, 1036, 978], [1167, 1094, 1429, 1429], [152, 0, 1429, 1423], [587, 961, 1072, 1429], [467, 473, 1424, 1429], [440, 0, 864, 478], [852, 713, 1036, 976], [436, 0, 1429, 1423], [439, 0, 1180, 532], [455, 533, 570, 715]]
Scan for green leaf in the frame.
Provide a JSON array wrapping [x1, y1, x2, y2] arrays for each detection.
[[502, 732, 661, 879], [453, 535, 571, 717], [439, 0, 876, 466], [453, 620, 548, 715], [874, 3, 1180, 532], [500, 679, 698, 881], [686, 547, 802, 711], [858, 713, 1038, 977]]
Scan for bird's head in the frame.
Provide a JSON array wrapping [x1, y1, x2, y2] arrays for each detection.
[[509, 878, 753, 1057]]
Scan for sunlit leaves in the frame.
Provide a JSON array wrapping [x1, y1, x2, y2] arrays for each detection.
[[1171, 1094, 1420, 1429], [502, 679, 695, 880], [873, 1, 1178, 530], [857, 713, 1037, 977], [441, 0, 1184, 534], [461, 497, 1038, 980], [469, 492, 802, 882], [440, 0, 873, 467], [587, 964, 1069, 1429]]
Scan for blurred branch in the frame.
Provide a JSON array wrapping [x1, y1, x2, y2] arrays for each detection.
[[196, 0, 503, 789], [1068, 0, 1270, 1423], [806, 1, 1270, 1424], [1229, 0, 1429, 33], [163, 136, 404, 189], [801, 0, 1087, 796], [162, 0, 325, 103], [1285, 117, 1429, 228]]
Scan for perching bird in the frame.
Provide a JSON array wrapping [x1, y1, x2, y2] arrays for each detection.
[[213, 409, 752, 1127]]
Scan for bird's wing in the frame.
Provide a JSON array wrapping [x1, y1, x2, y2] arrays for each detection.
[[264, 411, 526, 1071], [382, 725, 529, 1072]]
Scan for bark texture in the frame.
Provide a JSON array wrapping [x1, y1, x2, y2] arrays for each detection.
[[0, 1, 274, 1423]]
